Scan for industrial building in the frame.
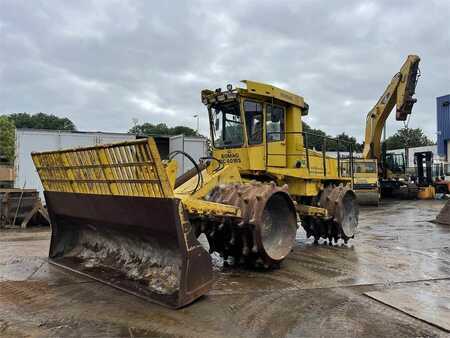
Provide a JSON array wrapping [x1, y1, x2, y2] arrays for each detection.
[[437, 94, 450, 161]]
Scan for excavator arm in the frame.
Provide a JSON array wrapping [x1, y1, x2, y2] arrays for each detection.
[[362, 55, 421, 161]]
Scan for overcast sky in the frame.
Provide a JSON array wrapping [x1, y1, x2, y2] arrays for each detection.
[[1, 0, 449, 142]]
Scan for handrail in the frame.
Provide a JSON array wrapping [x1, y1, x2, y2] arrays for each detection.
[[265, 131, 355, 180]]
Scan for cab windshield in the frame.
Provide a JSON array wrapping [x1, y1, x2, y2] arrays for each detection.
[[353, 161, 377, 174], [385, 153, 405, 173], [210, 102, 243, 148]]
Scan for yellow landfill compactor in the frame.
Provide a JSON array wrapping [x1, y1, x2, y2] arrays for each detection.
[[32, 81, 359, 308]]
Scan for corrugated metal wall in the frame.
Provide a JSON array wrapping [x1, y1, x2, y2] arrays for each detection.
[[437, 94, 450, 159]]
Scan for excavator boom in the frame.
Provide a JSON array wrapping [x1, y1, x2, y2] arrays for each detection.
[[362, 55, 420, 161], [352, 55, 421, 204]]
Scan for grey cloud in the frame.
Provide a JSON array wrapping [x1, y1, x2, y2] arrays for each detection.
[[1, 0, 449, 141]]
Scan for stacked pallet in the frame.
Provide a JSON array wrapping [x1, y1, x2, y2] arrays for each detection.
[[0, 164, 14, 188]]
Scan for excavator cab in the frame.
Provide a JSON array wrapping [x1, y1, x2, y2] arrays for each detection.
[[384, 153, 406, 178]]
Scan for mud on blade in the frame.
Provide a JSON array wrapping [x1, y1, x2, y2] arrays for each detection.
[[32, 138, 213, 308]]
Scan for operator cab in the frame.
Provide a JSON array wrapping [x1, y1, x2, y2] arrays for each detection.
[[384, 153, 406, 177], [209, 97, 285, 148], [201, 81, 308, 171]]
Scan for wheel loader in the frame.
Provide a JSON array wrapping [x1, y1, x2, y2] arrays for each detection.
[[32, 80, 359, 308]]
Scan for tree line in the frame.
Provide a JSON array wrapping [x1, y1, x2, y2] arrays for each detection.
[[129, 122, 199, 137], [0, 113, 76, 163], [302, 122, 434, 153], [129, 121, 435, 152], [0, 112, 435, 163]]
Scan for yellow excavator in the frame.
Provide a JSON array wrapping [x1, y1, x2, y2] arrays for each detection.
[[353, 55, 421, 205], [32, 80, 359, 308]]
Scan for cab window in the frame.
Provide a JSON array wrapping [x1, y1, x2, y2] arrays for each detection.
[[266, 104, 285, 142], [244, 100, 263, 145], [353, 161, 377, 173], [210, 102, 243, 148]]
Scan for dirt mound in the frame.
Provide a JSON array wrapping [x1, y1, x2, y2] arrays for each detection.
[[436, 200, 450, 225]]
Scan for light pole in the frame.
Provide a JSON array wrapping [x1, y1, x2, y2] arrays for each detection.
[[193, 114, 199, 134]]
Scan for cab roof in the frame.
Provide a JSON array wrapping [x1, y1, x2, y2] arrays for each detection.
[[240, 80, 306, 109]]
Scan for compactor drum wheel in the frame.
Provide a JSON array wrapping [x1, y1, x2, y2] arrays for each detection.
[[205, 182, 298, 268], [354, 190, 380, 206], [302, 185, 359, 244]]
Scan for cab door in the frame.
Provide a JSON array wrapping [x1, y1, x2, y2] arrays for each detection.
[[266, 104, 286, 167]]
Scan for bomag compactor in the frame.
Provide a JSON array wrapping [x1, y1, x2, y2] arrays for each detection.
[[32, 81, 359, 308]]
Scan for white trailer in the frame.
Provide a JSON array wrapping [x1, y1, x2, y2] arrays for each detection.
[[15, 129, 209, 197], [15, 129, 136, 196]]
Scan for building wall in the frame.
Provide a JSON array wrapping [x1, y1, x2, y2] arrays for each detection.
[[406, 145, 438, 168], [388, 145, 441, 168], [15, 129, 136, 196], [437, 94, 450, 159]]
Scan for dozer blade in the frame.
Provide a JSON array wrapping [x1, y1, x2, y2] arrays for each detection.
[[32, 138, 213, 308]]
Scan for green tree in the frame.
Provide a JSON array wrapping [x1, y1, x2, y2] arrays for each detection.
[[6, 112, 76, 130], [302, 123, 362, 152], [302, 122, 328, 151], [385, 127, 434, 150], [129, 123, 198, 137], [0, 116, 16, 163], [333, 133, 362, 152]]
